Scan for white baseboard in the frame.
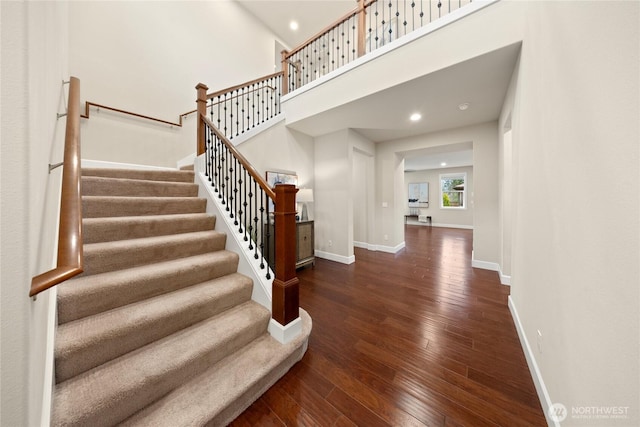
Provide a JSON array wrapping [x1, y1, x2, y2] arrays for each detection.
[[315, 250, 355, 265], [176, 153, 196, 169], [405, 221, 473, 230], [508, 296, 556, 427], [82, 159, 175, 171], [354, 241, 405, 254], [499, 270, 511, 286], [471, 251, 511, 286], [375, 241, 406, 254], [268, 316, 302, 345]]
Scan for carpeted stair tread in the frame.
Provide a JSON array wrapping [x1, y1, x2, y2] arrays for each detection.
[[52, 301, 271, 427], [82, 230, 226, 276], [82, 176, 199, 198], [58, 251, 240, 324], [83, 196, 207, 218], [55, 273, 253, 383], [82, 167, 195, 183], [121, 309, 312, 427], [83, 213, 216, 244]]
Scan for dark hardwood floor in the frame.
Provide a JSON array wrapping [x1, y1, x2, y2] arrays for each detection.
[[230, 226, 546, 426]]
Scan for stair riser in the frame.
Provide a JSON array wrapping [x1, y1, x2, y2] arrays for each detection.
[[56, 275, 253, 383], [82, 177, 199, 198], [52, 304, 270, 427], [83, 197, 207, 218], [83, 215, 216, 244], [82, 168, 195, 183], [82, 233, 226, 276], [58, 252, 240, 324]]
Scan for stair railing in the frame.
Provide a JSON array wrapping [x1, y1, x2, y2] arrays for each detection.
[[282, 0, 473, 94], [197, 72, 284, 141], [196, 83, 299, 327], [30, 77, 84, 297]]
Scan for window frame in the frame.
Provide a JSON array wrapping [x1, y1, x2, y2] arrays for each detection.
[[439, 172, 467, 210]]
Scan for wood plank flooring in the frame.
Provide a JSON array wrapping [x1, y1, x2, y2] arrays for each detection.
[[230, 226, 546, 426]]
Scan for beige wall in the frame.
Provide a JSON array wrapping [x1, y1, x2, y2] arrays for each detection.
[[1, 1, 69, 425], [70, 0, 281, 168], [508, 2, 639, 424], [375, 121, 499, 263]]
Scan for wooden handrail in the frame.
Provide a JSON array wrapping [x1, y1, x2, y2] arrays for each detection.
[[285, 8, 360, 59], [206, 72, 284, 101], [284, 0, 377, 60], [199, 113, 276, 201], [30, 77, 84, 297], [82, 101, 185, 127]]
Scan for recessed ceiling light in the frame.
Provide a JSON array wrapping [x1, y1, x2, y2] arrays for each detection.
[[410, 113, 422, 122], [441, 162, 447, 167], [458, 102, 470, 111], [290, 21, 299, 31]]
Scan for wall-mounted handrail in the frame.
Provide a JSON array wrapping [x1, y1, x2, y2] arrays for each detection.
[[30, 77, 84, 297], [82, 101, 185, 127]]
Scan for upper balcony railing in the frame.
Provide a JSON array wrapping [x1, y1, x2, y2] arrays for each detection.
[[282, 0, 473, 94]]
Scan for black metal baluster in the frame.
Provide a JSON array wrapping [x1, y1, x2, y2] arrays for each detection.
[[253, 180, 259, 260], [438, 0, 442, 18], [375, 1, 380, 49], [259, 81, 264, 123], [231, 157, 237, 223], [351, 18, 356, 60], [247, 177, 254, 250], [235, 90, 240, 137], [403, 0, 407, 36], [216, 135, 222, 198], [259, 190, 265, 268]]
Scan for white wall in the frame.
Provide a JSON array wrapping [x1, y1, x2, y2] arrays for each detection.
[[404, 166, 474, 228], [313, 129, 354, 263], [508, 2, 639, 424], [1, 1, 69, 425], [69, 0, 280, 168], [235, 120, 315, 198]]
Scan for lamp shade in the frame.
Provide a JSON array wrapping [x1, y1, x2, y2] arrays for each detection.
[[297, 188, 314, 203]]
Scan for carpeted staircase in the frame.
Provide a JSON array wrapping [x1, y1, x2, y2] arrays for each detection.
[[52, 167, 310, 426]]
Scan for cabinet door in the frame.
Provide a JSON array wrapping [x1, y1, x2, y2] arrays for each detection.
[[297, 222, 314, 261]]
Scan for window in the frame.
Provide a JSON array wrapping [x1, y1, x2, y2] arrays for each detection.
[[440, 173, 466, 209]]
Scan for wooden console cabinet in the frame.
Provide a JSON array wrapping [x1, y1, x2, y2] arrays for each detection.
[[265, 220, 315, 270]]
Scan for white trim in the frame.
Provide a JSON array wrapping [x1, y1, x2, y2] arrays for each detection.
[[375, 241, 406, 254], [39, 287, 57, 427], [315, 250, 355, 265], [81, 159, 175, 171], [471, 252, 511, 285], [268, 316, 302, 345], [176, 153, 196, 170], [282, 0, 499, 102], [353, 241, 378, 251], [499, 270, 511, 286], [406, 221, 474, 230], [508, 296, 556, 427]]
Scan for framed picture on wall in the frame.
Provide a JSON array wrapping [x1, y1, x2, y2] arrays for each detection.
[[408, 182, 429, 208], [266, 170, 297, 213], [266, 170, 298, 188]]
